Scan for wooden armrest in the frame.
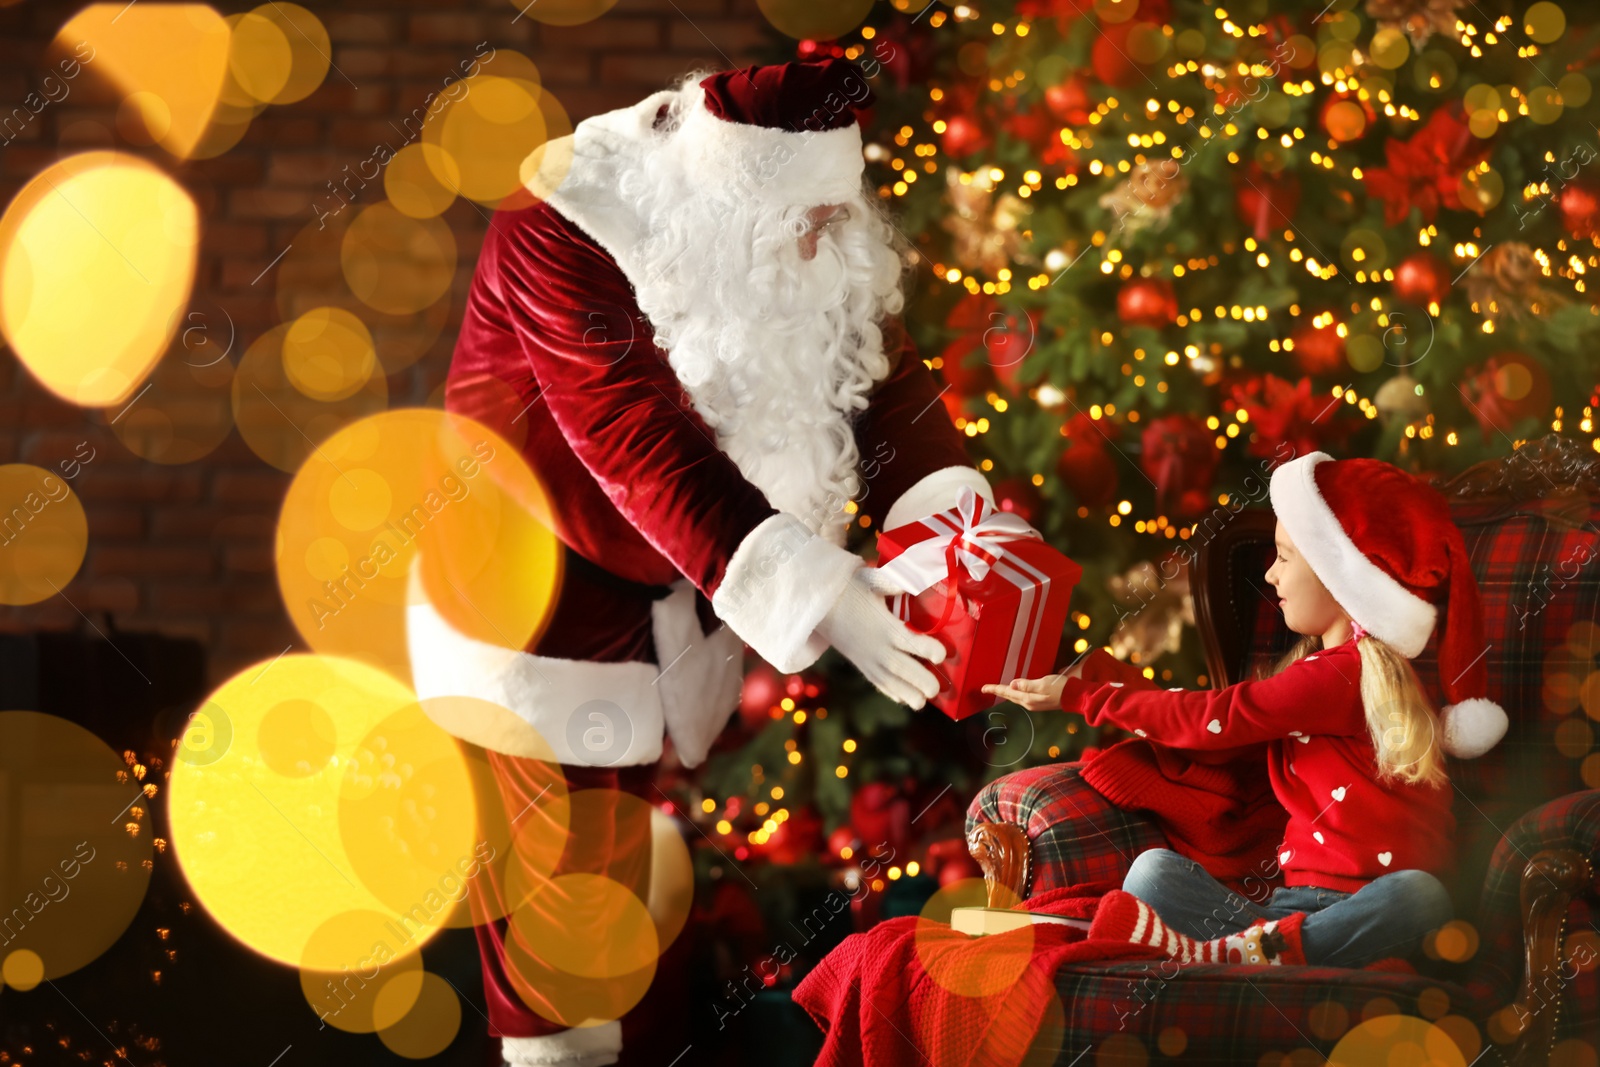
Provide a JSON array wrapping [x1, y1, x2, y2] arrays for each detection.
[[1505, 848, 1596, 1067], [966, 821, 1030, 908]]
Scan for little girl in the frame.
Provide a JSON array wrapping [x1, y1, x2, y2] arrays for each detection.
[[982, 451, 1509, 968]]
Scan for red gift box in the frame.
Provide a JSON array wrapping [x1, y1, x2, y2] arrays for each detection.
[[874, 488, 1081, 720]]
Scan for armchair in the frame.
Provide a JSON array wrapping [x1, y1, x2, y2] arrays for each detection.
[[966, 434, 1600, 1066]]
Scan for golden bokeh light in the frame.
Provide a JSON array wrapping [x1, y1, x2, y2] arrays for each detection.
[[283, 306, 378, 402], [57, 4, 231, 159], [385, 143, 460, 219], [298, 909, 424, 1034], [504, 0, 620, 26], [0, 712, 153, 982], [914, 877, 1034, 998], [232, 321, 389, 473], [0, 464, 89, 605], [0, 152, 198, 407], [376, 971, 462, 1059], [756, 0, 874, 40], [274, 408, 561, 682], [104, 344, 236, 465], [227, 10, 293, 105], [341, 202, 457, 316], [504, 903, 657, 1028], [339, 701, 500, 928], [250, 2, 331, 105], [277, 214, 453, 376], [1328, 1014, 1469, 1066], [425, 73, 557, 207], [169, 653, 450, 969], [528, 873, 659, 979]]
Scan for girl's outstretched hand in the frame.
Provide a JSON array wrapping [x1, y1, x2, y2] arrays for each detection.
[[982, 675, 1067, 711], [983, 651, 1091, 710]]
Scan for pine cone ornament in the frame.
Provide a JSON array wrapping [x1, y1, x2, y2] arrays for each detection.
[[943, 168, 1022, 277], [1099, 159, 1186, 235], [1107, 559, 1194, 665]]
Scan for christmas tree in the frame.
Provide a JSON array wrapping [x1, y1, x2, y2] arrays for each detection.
[[679, 0, 1600, 929]]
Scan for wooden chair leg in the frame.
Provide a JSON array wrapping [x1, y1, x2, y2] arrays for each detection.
[[1506, 848, 1594, 1067], [966, 821, 1031, 908]]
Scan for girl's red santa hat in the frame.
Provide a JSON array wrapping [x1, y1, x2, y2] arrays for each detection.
[[1268, 451, 1509, 759]]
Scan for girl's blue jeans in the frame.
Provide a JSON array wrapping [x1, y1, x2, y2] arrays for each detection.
[[1122, 848, 1453, 967]]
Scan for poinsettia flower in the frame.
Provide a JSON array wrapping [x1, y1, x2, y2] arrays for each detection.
[[1362, 104, 1490, 226], [1228, 374, 1360, 459]]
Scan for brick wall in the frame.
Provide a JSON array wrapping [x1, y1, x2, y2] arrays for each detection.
[[0, 0, 772, 685]]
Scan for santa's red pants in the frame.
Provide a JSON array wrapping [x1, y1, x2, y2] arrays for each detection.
[[468, 752, 692, 1054]]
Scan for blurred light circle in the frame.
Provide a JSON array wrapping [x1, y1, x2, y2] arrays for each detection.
[[386, 143, 459, 219], [1328, 1016, 1467, 1066], [277, 214, 452, 376], [298, 909, 423, 1033], [341, 203, 456, 316], [1558, 73, 1591, 109], [228, 11, 293, 104], [1458, 167, 1503, 214], [232, 321, 389, 473], [283, 306, 378, 402], [0, 711, 154, 981], [0, 464, 88, 605], [376, 971, 461, 1059], [426, 76, 552, 207], [1527, 85, 1564, 124], [1412, 50, 1458, 92], [115, 90, 172, 146], [0, 152, 197, 407], [504, 904, 656, 1027], [1325, 99, 1367, 141], [506, 0, 620, 26], [168, 654, 441, 968], [1369, 27, 1410, 69], [274, 409, 561, 681], [757, 0, 872, 40], [914, 877, 1033, 997], [105, 346, 235, 465], [54, 4, 231, 160], [339, 701, 497, 928], [1524, 2, 1566, 43], [252, 1, 331, 104]]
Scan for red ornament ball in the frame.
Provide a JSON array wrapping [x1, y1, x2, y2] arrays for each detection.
[[826, 825, 859, 864], [1092, 22, 1144, 88], [1290, 318, 1345, 376], [991, 476, 1043, 526], [1392, 251, 1449, 308], [1559, 182, 1600, 239], [1044, 74, 1093, 126], [1057, 440, 1118, 508], [940, 114, 988, 158], [738, 662, 782, 730], [1117, 277, 1179, 328]]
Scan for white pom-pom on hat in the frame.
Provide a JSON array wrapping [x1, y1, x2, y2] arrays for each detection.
[[1439, 697, 1509, 759]]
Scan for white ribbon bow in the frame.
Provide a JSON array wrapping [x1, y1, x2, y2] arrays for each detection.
[[876, 487, 1041, 596]]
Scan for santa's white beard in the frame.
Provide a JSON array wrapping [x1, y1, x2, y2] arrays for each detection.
[[617, 130, 905, 543]]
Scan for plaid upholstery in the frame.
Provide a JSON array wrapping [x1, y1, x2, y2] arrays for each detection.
[[965, 762, 1168, 894], [968, 489, 1600, 1060]]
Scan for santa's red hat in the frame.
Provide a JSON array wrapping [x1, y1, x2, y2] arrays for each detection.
[[674, 59, 873, 207], [1268, 451, 1509, 759]]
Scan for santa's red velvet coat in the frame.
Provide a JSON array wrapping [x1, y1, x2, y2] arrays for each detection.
[[407, 194, 983, 768]]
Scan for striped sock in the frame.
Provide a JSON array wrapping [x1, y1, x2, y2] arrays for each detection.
[[1089, 890, 1308, 966]]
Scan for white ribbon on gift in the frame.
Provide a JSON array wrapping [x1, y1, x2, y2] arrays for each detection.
[[877, 486, 1042, 595]]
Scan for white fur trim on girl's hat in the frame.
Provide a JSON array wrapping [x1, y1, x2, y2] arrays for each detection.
[[1439, 697, 1510, 760], [1267, 452, 1437, 658]]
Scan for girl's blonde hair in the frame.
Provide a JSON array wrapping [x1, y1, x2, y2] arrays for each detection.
[[1258, 631, 1449, 788]]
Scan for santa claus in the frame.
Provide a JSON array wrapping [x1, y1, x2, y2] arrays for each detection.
[[406, 59, 998, 1066]]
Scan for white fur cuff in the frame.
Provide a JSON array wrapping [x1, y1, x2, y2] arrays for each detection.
[[882, 465, 994, 533], [502, 1022, 621, 1066], [712, 512, 860, 673]]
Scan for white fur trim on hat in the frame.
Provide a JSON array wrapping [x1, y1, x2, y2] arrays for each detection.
[[502, 1022, 621, 1066], [1439, 697, 1509, 759], [1268, 452, 1438, 658], [672, 99, 865, 208]]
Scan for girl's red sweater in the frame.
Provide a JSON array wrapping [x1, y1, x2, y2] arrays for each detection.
[[1060, 639, 1456, 892]]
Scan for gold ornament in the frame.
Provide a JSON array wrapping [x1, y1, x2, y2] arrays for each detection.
[[942, 167, 1025, 277], [1107, 559, 1195, 666], [1365, 0, 1465, 47], [1463, 242, 1566, 321], [1098, 159, 1187, 235], [1373, 372, 1429, 424]]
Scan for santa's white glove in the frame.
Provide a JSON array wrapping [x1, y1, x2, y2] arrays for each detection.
[[816, 569, 948, 709], [857, 565, 920, 597]]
